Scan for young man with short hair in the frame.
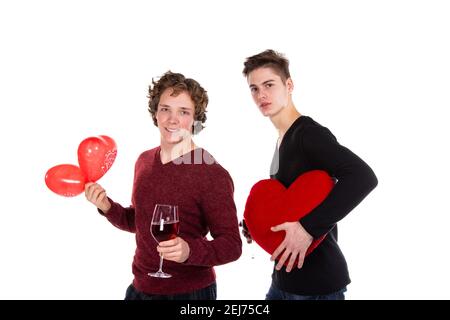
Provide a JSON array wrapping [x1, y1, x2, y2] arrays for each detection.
[[241, 50, 378, 300]]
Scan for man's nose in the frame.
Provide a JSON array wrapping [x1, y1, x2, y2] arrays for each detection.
[[168, 111, 179, 123], [257, 89, 267, 101]]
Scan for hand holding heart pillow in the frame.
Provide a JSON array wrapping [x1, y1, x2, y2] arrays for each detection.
[[243, 170, 334, 260], [45, 136, 117, 197]]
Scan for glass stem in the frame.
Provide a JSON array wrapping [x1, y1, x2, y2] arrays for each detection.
[[158, 253, 164, 272]]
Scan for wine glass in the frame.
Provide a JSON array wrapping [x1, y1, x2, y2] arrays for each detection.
[[148, 204, 179, 278]]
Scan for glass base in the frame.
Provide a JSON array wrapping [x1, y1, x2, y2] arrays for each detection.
[[148, 271, 172, 278]]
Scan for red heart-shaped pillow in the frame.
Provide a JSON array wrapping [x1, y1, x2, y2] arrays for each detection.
[[243, 170, 334, 260]]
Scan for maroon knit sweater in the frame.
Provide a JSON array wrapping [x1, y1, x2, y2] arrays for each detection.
[[102, 147, 242, 295]]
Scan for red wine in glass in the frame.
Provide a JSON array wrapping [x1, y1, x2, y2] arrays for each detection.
[[151, 221, 180, 242], [148, 204, 179, 278]]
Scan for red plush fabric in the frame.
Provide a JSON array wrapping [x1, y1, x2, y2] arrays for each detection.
[[244, 170, 334, 260]]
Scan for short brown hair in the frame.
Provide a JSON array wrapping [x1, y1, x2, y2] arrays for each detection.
[[242, 49, 291, 82], [148, 71, 208, 134]]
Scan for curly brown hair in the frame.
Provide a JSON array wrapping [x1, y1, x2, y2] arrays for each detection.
[[242, 49, 291, 82], [148, 71, 208, 134]]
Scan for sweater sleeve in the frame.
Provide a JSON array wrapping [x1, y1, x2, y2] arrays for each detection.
[[184, 169, 242, 267], [97, 156, 141, 233], [98, 199, 136, 233], [299, 125, 378, 238]]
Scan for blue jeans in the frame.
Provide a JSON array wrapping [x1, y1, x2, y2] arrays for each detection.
[[124, 282, 217, 300], [266, 284, 346, 300]]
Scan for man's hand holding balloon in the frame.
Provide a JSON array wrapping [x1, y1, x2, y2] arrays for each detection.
[[84, 182, 111, 213]]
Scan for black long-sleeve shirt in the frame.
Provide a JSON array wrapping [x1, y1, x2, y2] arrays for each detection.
[[270, 115, 378, 295]]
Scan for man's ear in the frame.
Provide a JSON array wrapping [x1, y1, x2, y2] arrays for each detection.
[[286, 78, 294, 94]]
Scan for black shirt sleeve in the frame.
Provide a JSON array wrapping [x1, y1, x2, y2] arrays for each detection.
[[299, 125, 378, 238]]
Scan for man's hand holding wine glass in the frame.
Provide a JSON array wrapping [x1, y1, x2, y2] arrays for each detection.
[[157, 237, 190, 263]]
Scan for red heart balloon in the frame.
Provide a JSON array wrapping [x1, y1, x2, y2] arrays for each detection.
[[243, 170, 335, 261], [45, 164, 86, 197], [77, 135, 117, 182]]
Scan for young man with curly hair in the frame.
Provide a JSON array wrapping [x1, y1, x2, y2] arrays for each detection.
[[85, 71, 242, 300]]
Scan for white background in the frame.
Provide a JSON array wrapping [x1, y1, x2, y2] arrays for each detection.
[[1, 0, 449, 299]]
